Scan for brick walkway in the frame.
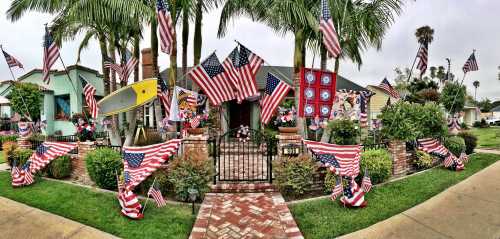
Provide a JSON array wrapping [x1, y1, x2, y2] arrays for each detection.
[[189, 192, 303, 239]]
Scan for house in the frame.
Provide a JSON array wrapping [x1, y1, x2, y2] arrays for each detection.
[[491, 105, 500, 119], [0, 65, 105, 135], [365, 85, 398, 124], [462, 104, 479, 126]]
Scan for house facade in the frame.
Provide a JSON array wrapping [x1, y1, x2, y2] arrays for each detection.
[[365, 85, 398, 124]]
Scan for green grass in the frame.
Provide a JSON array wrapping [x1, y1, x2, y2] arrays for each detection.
[[0, 173, 195, 239], [0, 151, 4, 164], [470, 127, 500, 149], [290, 153, 500, 239]]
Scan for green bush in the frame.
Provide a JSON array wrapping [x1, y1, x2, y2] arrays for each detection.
[[359, 149, 392, 184], [3, 141, 17, 166], [273, 154, 317, 197], [46, 155, 72, 179], [324, 170, 337, 194], [168, 150, 214, 202], [444, 136, 465, 157], [9, 148, 33, 167], [457, 131, 477, 154], [440, 82, 466, 114], [472, 121, 481, 128], [414, 150, 434, 169], [137, 170, 172, 196], [327, 119, 359, 145], [0, 135, 18, 146], [85, 148, 123, 190]]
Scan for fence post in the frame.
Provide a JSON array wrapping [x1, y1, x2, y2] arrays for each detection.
[[212, 138, 217, 185], [388, 140, 409, 177]]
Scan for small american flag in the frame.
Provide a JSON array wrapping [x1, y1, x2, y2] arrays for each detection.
[[359, 91, 373, 128], [236, 44, 263, 101], [190, 116, 201, 129], [148, 182, 167, 207], [303, 140, 362, 178], [331, 177, 343, 200], [157, 78, 171, 118], [42, 26, 60, 85], [79, 75, 99, 119], [459, 152, 469, 164], [2, 49, 23, 69], [188, 53, 235, 105], [118, 189, 143, 219], [11, 161, 24, 187], [123, 139, 181, 190], [340, 180, 366, 207], [361, 169, 372, 193], [21, 162, 34, 185], [121, 49, 138, 83], [378, 78, 400, 99], [319, 0, 341, 58], [157, 0, 175, 55], [104, 57, 123, 79], [260, 73, 292, 125], [443, 153, 454, 168], [416, 42, 428, 76], [463, 51, 478, 74], [29, 142, 77, 174]]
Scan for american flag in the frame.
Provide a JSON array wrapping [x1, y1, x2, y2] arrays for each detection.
[[340, 180, 366, 207], [18, 122, 32, 138], [443, 153, 454, 168], [121, 49, 138, 83], [21, 162, 34, 185], [236, 44, 263, 101], [179, 89, 197, 107], [42, 26, 60, 85], [190, 115, 201, 129], [330, 177, 343, 200], [378, 78, 400, 99], [28, 142, 77, 174], [260, 73, 292, 124], [463, 51, 478, 74], [157, 78, 171, 118], [416, 42, 428, 76], [222, 47, 241, 94], [319, 0, 341, 58], [148, 182, 166, 207], [2, 49, 23, 69], [11, 161, 34, 187], [118, 188, 143, 219], [122, 139, 181, 190], [188, 53, 235, 105], [79, 75, 99, 119], [459, 152, 469, 164], [303, 140, 362, 177], [104, 57, 123, 79], [361, 169, 372, 193], [157, 0, 175, 55], [359, 91, 373, 128], [417, 138, 464, 170]]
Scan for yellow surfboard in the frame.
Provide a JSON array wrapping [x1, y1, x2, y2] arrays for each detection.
[[98, 78, 157, 116]]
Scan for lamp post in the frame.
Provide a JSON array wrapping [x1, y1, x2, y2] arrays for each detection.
[[188, 188, 199, 215]]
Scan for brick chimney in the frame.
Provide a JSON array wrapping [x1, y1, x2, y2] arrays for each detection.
[[141, 48, 154, 79]]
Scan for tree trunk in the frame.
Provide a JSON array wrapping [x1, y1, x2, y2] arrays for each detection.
[[107, 37, 122, 146], [182, 7, 189, 84], [320, 45, 327, 70], [320, 58, 340, 143], [168, 0, 178, 88], [294, 30, 305, 137], [151, 20, 160, 78], [123, 35, 141, 146], [193, 0, 202, 66], [98, 34, 109, 95]]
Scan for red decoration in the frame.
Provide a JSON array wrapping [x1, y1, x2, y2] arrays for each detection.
[[298, 67, 337, 118]]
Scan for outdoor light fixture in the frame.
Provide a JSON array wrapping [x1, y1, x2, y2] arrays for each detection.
[[282, 143, 301, 156], [188, 188, 199, 215]]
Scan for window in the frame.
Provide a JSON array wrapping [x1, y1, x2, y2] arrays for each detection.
[[55, 94, 71, 120]]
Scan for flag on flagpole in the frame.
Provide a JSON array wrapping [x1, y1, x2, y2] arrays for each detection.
[[148, 182, 167, 207], [361, 169, 372, 193], [157, 78, 171, 118], [157, 0, 175, 55], [463, 51, 478, 74], [2, 49, 23, 69], [236, 44, 263, 100], [378, 78, 400, 99], [79, 75, 99, 119], [121, 49, 138, 83], [331, 177, 343, 200], [104, 57, 123, 80], [42, 26, 60, 85], [260, 73, 292, 125], [416, 42, 428, 76], [319, 0, 341, 58], [222, 47, 241, 94]]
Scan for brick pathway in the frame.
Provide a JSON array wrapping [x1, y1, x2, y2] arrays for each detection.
[[189, 192, 303, 239]]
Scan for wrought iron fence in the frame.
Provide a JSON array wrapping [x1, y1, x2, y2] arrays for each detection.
[[362, 142, 389, 151], [96, 145, 123, 154]]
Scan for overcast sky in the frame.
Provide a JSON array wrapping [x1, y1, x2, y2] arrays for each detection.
[[0, 0, 498, 101]]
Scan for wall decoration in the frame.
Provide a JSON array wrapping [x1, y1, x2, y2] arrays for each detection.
[[298, 68, 337, 118]]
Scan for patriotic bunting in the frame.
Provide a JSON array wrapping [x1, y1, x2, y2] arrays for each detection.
[[18, 122, 32, 138]]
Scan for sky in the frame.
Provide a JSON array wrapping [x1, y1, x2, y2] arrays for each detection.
[[0, 0, 498, 101]]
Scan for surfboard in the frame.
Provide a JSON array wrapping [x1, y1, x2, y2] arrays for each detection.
[[98, 78, 157, 116]]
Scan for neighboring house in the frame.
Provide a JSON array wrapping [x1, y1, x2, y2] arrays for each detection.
[[0, 96, 11, 118], [462, 105, 479, 126], [365, 85, 398, 125], [491, 105, 500, 119], [0, 65, 105, 136]]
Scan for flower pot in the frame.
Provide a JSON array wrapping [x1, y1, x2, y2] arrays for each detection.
[[278, 127, 299, 135], [187, 128, 205, 135]]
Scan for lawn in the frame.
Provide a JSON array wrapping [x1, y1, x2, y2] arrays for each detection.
[[0, 173, 195, 239], [290, 153, 500, 239], [0, 151, 4, 164], [470, 127, 500, 149]]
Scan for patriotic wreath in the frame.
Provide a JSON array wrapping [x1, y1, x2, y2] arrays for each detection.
[[236, 125, 250, 142]]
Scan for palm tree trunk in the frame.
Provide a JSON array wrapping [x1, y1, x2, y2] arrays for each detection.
[[182, 7, 189, 82], [294, 29, 305, 137], [320, 45, 327, 70], [124, 35, 141, 146], [193, 0, 202, 66], [168, 0, 178, 88], [151, 20, 160, 78], [320, 58, 340, 143], [107, 37, 122, 146], [98, 34, 109, 95]]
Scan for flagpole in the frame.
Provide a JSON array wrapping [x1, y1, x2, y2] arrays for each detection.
[[406, 44, 422, 82], [142, 176, 157, 214], [58, 56, 90, 122], [448, 49, 476, 114]]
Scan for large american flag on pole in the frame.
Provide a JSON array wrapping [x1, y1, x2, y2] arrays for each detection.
[[104, 57, 123, 80], [303, 140, 362, 177], [416, 42, 428, 76], [319, 0, 341, 58], [188, 53, 235, 106], [222, 47, 241, 95], [42, 26, 60, 85], [79, 75, 99, 119], [378, 78, 400, 99], [261, 73, 292, 125], [236, 44, 263, 101], [2, 49, 23, 69], [28, 142, 77, 174], [121, 49, 138, 83], [123, 139, 181, 190], [157, 78, 171, 118], [463, 51, 478, 74], [157, 0, 175, 55]]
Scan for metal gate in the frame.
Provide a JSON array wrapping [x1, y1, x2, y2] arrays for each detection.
[[214, 128, 276, 183]]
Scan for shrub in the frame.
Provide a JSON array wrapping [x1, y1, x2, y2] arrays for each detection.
[[3, 141, 17, 166], [480, 119, 489, 128], [460, 122, 469, 130], [273, 154, 317, 197], [472, 121, 481, 128], [46, 155, 72, 179], [137, 169, 172, 196], [457, 131, 477, 154], [168, 149, 214, 202], [359, 149, 392, 184], [414, 150, 434, 169], [0, 135, 18, 146], [9, 148, 33, 167], [327, 119, 359, 145], [85, 148, 123, 190], [444, 136, 465, 157], [440, 82, 466, 114], [324, 170, 337, 194]]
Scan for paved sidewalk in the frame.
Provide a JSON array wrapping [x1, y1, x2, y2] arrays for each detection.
[[189, 192, 303, 239], [0, 196, 118, 239], [340, 160, 500, 239], [475, 148, 500, 155]]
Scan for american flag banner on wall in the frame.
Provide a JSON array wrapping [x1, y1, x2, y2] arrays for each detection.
[[378, 78, 400, 99], [188, 53, 235, 105], [79, 75, 99, 119], [157, 78, 171, 118], [260, 73, 292, 125], [303, 140, 362, 177], [463, 51, 478, 74], [416, 42, 428, 76], [236, 44, 263, 101], [157, 0, 175, 55], [148, 181, 167, 207], [29, 142, 77, 174], [2, 49, 23, 69], [42, 26, 60, 85], [123, 139, 181, 190], [319, 0, 341, 58]]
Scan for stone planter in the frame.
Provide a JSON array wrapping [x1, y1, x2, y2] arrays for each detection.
[[187, 127, 206, 135], [278, 127, 299, 135]]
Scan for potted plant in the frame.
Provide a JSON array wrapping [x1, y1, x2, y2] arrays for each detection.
[[182, 110, 209, 135], [72, 113, 95, 142], [275, 107, 298, 135]]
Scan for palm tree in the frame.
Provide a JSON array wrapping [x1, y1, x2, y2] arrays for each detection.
[[473, 80, 480, 101], [415, 25, 434, 45]]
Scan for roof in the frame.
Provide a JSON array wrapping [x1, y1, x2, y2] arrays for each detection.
[[491, 105, 500, 112], [0, 96, 9, 105], [160, 66, 368, 92], [17, 64, 104, 81]]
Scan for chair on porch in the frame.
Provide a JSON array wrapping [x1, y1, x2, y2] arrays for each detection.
[[416, 138, 467, 171]]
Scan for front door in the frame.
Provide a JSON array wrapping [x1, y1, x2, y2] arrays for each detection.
[[229, 100, 251, 129]]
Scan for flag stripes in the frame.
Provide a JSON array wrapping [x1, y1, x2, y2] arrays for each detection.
[[2, 49, 23, 69], [303, 140, 362, 177], [416, 43, 428, 76], [237, 45, 263, 100], [42, 26, 60, 85], [157, 78, 171, 118], [80, 75, 99, 119], [260, 73, 292, 125], [148, 183, 167, 207], [463, 52, 478, 73], [157, 0, 175, 55], [319, 0, 341, 58], [29, 142, 78, 174], [378, 78, 400, 99]]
